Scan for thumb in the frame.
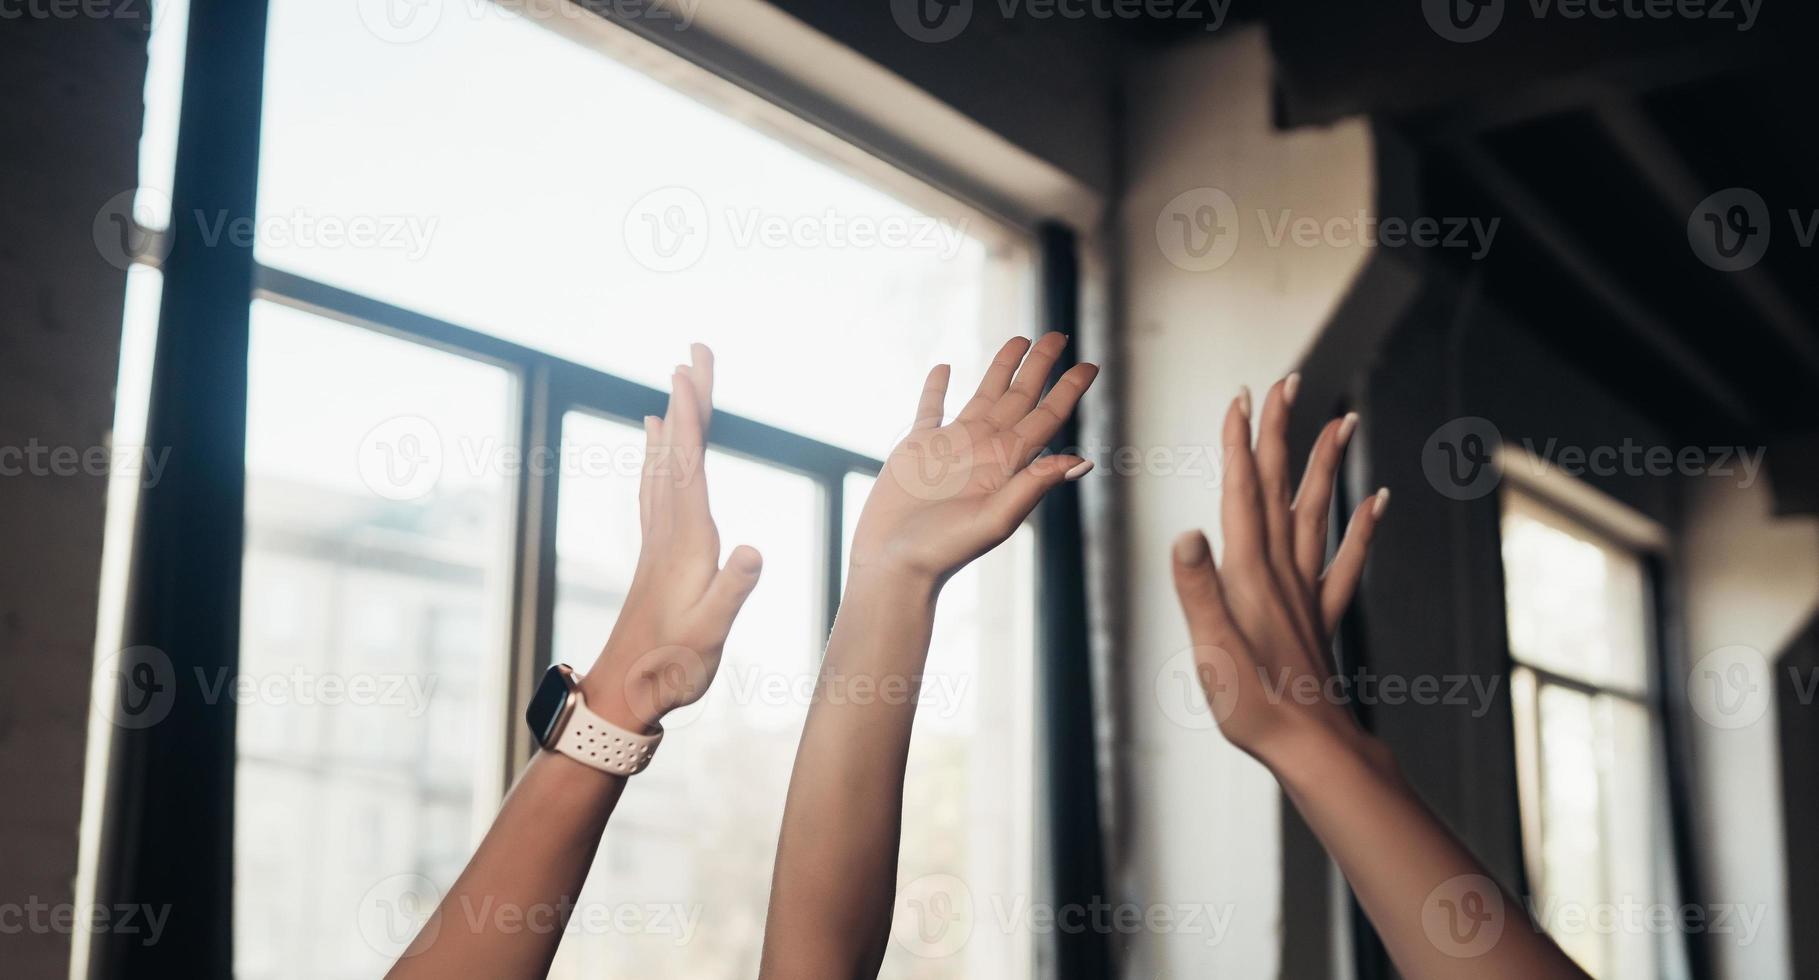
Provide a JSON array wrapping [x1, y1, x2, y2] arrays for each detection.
[[987, 453, 1093, 532], [696, 545, 763, 638]]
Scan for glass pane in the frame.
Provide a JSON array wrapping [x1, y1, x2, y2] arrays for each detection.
[[1535, 683, 1608, 977], [549, 412, 824, 978], [236, 302, 518, 979], [256, 0, 1026, 455], [843, 473, 1038, 978], [1601, 696, 1660, 980], [1499, 490, 1650, 692]]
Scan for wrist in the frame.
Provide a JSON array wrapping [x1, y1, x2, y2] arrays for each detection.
[[578, 667, 664, 736], [1258, 724, 1398, 792], [842, 557, 942, 605]]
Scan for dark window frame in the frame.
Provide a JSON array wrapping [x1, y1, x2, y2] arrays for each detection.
[[93, 1, 1109, 976]]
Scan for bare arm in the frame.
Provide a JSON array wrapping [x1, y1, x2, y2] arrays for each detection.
[[1169, 376, 1589, 980], [759, 334, 1098, 978], [387, 346, 763, 979]]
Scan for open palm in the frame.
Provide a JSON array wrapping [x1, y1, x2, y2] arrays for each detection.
[[851, 333, 1098, 583]]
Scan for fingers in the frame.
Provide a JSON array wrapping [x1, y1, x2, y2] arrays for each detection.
[[1011, 361, 1098, 448], [1254, 375, 1296, 568], [639, 414, 663, 531], [686, 343, 715, 430], [914, 364, 951, 430], [987, 332, 1068, 427], [1292, 412, 1358, 583], [1320, 488, 1388, 632], [1171, 530, 1239, 646], [957, 336, 1032, 421], [986, 452, 1092, 534], [665, 369, 704, 453], [1219, 392, 1267, 567], [695, 544, 764, 637]]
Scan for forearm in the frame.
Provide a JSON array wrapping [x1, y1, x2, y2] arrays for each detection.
[[386, 751, 626, 979], [1268, 734, 1587, 980], [759, 565, 940, 978]]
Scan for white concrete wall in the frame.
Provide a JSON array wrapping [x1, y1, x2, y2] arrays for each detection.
[[1681, 477, 1819, 980], [1115, 27, 1374, 977]]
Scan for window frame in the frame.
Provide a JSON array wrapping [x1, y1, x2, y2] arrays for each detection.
[[1494, 448, 1692, 978], [251, 266, 885, 784], [94, 3, 1115, 977]]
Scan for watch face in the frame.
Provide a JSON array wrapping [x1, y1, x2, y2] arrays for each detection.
[[525, 666, 577, 749]]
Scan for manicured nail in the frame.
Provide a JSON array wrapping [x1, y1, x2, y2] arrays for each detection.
[[1372, 487, 1390, 517], [1173, 531, 1211, 566], [1337, 412, 1360, 445], [1283, 372, 1301, 406], [1064, 459, 1095, 481], [1238, 386, 1253, 419]]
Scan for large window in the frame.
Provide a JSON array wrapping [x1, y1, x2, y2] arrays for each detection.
[[1500, 481, 1679, 980], [212, 2, 1043, 978]]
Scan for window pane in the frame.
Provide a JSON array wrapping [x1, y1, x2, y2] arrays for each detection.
[[1535, 682, 1609, 977], [236, 302, 518, 979], [256, 0, 1026, 455], [844, 473, 1038, 978], [549, 412, 824, 978], [1499, 490, 1650, 692]]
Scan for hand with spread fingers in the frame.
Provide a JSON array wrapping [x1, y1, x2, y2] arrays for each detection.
[[1170, 375, 1588, 980], [1169, 375, 1385, 770], [853, 332, 1098, 587], [762, 333, 1098, 979], [583, 343, 763, 734]]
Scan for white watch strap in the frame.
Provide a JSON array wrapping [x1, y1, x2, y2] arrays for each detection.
[[552, 698, 662, 776]]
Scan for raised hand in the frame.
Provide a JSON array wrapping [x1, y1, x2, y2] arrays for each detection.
[[1170, 376, 1589, 980], [851, 333, 1099, 586], [1170, 375, 1386, 768], [583, 343, 763, 733]]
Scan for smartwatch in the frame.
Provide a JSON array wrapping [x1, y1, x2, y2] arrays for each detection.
[[525, 664, 663, 777]]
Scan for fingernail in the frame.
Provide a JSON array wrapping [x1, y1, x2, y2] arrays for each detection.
[[1238, 386, 1253, 419], [1064, 459, 1094, 481], [1283, 372, 1301, 406], [1373, 487, 1390, 517], [1337, 412, 1360, 445], [1173, 531, 1211, 566]]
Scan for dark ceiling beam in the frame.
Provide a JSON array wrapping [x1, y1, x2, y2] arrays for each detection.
[[1595, 101, 1819, 381], [1403, 38, 1762, 143], [1454, 142, 1756, 427]]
